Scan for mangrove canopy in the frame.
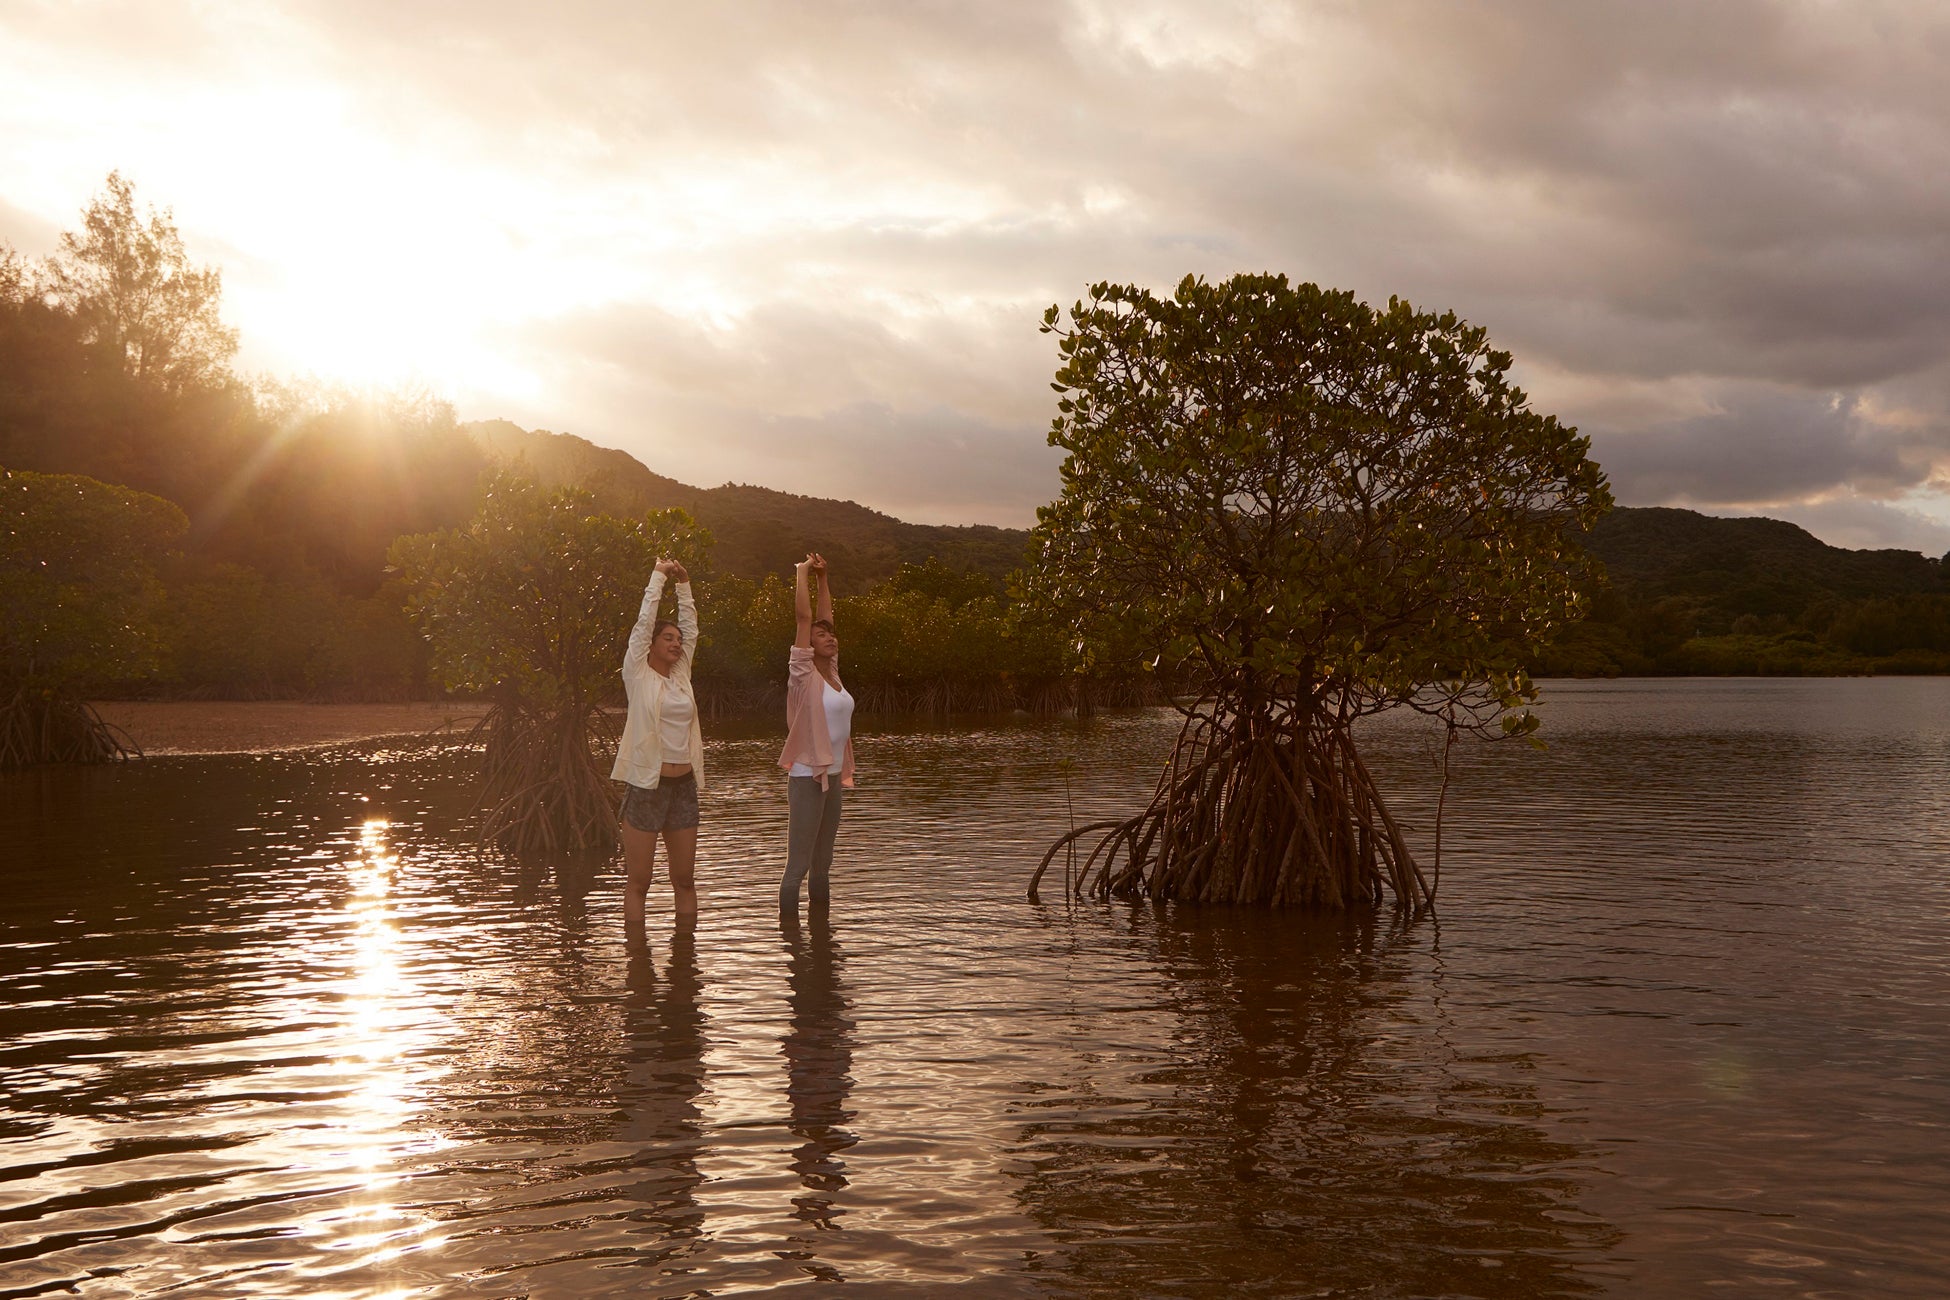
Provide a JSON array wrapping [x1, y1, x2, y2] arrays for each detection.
[[1, 468, 186, 766], [1025, 273, 1612, 910]]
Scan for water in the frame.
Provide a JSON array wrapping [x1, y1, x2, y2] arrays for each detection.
[[3, 678, 1948, 1297]]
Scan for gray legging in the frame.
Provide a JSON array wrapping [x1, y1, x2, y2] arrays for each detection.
[[782, 775, 844, 907]]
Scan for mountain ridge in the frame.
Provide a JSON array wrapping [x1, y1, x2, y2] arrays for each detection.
[[464, 417, 1947, 600], [463, 419, 1032, 591]]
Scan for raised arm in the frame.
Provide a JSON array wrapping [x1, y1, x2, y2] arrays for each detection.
[[671, 560, 697, 671], [794, 555, 814, 649], [814, 557, 833, 626], [623, 565, 670, 677]]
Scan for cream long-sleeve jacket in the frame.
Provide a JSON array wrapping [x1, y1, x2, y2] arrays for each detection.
[[610, 571, 704, 790]]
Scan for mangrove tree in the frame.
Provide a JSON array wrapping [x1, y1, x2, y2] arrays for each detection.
[[1025, 274, 1612, 910]]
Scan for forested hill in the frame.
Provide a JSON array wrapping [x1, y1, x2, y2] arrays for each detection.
[[1544, 507, 1950, 675], [465, 422, 1950, 618], [463, 420, 1950, 673], [1586, 506, 1941, 603], [466, 420, 1028, 591], [466, 424, 1943, 608]]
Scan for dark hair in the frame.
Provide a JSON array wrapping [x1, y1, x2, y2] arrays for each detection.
[[651, 618, 682, 644], [811, 618, 836, 634]]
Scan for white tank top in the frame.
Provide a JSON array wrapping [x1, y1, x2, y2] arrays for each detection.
[[789, 682, 854, 777], [658, 680, 695, 763]]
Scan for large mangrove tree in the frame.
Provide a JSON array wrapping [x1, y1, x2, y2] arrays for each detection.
[[1026, 274, 1612, 910]]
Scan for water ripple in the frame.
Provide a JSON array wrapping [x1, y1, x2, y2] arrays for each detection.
[[2, 680, 1949, 1295]]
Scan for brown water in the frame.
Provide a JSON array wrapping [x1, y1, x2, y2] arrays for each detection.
[[3, 678, 1948, 1297]]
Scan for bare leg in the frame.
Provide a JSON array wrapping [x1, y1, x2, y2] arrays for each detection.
[[622, 821, 659, 949], [663, 824, 699, 917]]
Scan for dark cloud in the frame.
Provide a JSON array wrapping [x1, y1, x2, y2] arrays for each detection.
[[1598, 385, 1917, 505]]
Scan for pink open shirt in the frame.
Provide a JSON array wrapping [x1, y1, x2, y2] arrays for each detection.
[[777, 645, 855, 789]]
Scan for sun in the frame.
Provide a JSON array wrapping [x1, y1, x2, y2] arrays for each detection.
[[228, 202, 545, 404]]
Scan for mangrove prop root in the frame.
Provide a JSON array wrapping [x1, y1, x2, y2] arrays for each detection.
[[0, 693, 140, 769], [1029, 704, 1434, 912], [1028, 820, 1131, 901], [468, 701, 620, 858]]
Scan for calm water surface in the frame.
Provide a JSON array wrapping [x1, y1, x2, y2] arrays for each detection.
[[3, 679, 1948, 1297]]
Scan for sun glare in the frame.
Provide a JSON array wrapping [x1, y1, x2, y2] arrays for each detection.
[[5, 15, 1030, 420], [321, 816, 452, 1275]]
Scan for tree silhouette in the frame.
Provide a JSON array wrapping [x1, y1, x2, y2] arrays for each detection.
[[39, 172, 238, 394]]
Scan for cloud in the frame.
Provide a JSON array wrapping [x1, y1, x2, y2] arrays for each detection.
[[1599, 385, 1921, 505], [1738, 497, 1950, 558], [6, 1, 1950, 542], [497, 296, 1062, 522], [0, 196, 59, 255]]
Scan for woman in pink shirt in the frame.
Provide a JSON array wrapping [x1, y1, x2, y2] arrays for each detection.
[[778, 553, 855, 911]]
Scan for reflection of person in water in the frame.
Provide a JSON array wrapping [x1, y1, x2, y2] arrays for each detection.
[[780, 908, 857, 1242], [616, 914, 709, 1254]]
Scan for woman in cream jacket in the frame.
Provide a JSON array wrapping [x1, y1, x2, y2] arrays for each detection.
[[613, 558, 704, 941]]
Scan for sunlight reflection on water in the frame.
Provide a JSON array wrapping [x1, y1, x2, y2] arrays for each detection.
[[3, 679, 1949, 1296]]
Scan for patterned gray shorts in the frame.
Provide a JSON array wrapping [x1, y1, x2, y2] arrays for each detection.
[[619, 773, 699, 833]]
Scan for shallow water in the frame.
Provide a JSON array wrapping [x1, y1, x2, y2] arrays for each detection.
[[3, 678, 1948, 1297]]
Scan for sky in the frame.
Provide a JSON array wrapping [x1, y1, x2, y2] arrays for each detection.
[[3, 1, 1949, 551]]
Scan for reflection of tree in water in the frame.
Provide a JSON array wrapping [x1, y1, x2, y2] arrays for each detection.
[[778, 907, 857, 1278], [435, 859, 643, 1147], [1014, 908, 1617, 1298], [613, 917, 710, 1270]]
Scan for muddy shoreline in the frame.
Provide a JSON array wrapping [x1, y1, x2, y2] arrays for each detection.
[[91, 701, 489, 756]]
